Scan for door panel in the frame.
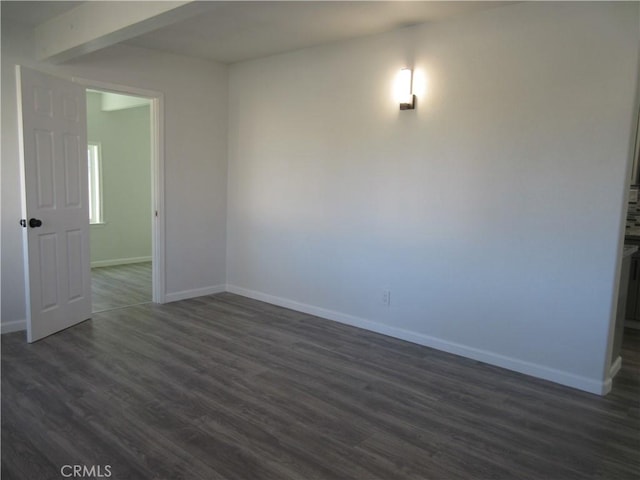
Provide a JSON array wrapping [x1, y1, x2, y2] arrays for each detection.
[[35, 130, 56, 209], [63, 134, 82, 207], [66, 229, 84, 301], [33, 86, 53, 117], [18, 65, 91, 342], [62, 93, 81, 122], [38, 233, 59, 310]]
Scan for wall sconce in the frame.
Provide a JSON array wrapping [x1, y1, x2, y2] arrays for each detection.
[[399, 68, 416, 111]]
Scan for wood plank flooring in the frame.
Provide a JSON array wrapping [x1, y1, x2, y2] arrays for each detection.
[[91, 262, 152, 313], [2, 293, 639, 479]]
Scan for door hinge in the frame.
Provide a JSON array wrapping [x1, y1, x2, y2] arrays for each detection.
[[19, 219, 26, 228]]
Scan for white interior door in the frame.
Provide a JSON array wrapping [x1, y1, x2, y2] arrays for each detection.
[[17, 66, 91, 343]]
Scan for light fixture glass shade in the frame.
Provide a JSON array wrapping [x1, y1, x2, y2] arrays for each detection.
[[399, 68, 413, 104], [397, 68, 415, 110]]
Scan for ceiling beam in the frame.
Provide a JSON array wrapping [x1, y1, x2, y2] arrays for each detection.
[[34, 1, 213, 63]]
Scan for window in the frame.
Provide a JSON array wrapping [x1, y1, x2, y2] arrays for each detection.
[[87, 142, 103, 224]]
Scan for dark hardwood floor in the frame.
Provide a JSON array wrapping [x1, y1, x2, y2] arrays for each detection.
[[91, 262, 152, 313], [2, 293, 639, 479]]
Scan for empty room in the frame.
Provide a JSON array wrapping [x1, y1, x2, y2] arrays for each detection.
[[1, 1, 639, 479]]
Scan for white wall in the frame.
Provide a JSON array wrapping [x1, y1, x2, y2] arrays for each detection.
[[227, 2, 639, 393], [1, 22, 228, 329], [87, 91, 152, 266]]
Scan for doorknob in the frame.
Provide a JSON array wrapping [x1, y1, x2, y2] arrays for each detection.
[[29, 218, 42, 228]]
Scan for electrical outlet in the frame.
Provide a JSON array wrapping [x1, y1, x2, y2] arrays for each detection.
[[382, 289, 391, 306]]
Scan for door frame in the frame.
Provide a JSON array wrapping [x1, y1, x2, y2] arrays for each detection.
[[73, 77, 166, 304]]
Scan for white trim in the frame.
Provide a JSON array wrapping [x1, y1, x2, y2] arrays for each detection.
[[609, 355, 622, 379], [151, 94, 166, 304], [601, 356, 623, 396], [226, 285, 610, 396], [2, 319, 27, 334], [91, 256, 152, 268], [72, 76, 166, 304], [74, 78, 161, 101], [165, 285, 226, 303], [15, 67, 33, 336]]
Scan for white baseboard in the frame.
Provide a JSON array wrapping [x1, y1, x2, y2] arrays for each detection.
[[226, 284, 609, 396], [91, 256, 152, 268], [1, 319, 26, 334], [165, 285, 226, 303], [609, 355, 622, 379], [4, 283, 611, 395], [601, 356, 623, 396]]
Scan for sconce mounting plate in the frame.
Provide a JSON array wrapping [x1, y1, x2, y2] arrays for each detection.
[[400, 94, 416, 111]]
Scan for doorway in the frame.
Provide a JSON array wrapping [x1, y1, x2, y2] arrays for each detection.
[[78, 79, 166, 311], [17, 67, 165, 342], [87, 90, 152, 312]]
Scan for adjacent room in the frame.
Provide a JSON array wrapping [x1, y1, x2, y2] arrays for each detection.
[[1, 1, 639, 479], [87, 90, 153, 312]]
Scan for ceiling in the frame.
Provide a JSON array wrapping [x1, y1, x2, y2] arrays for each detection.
[[1, 1, 508, 64], [1, 1, 78, 26]]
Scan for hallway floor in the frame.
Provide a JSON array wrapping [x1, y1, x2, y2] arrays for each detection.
[[91, 262, 152, 313]]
